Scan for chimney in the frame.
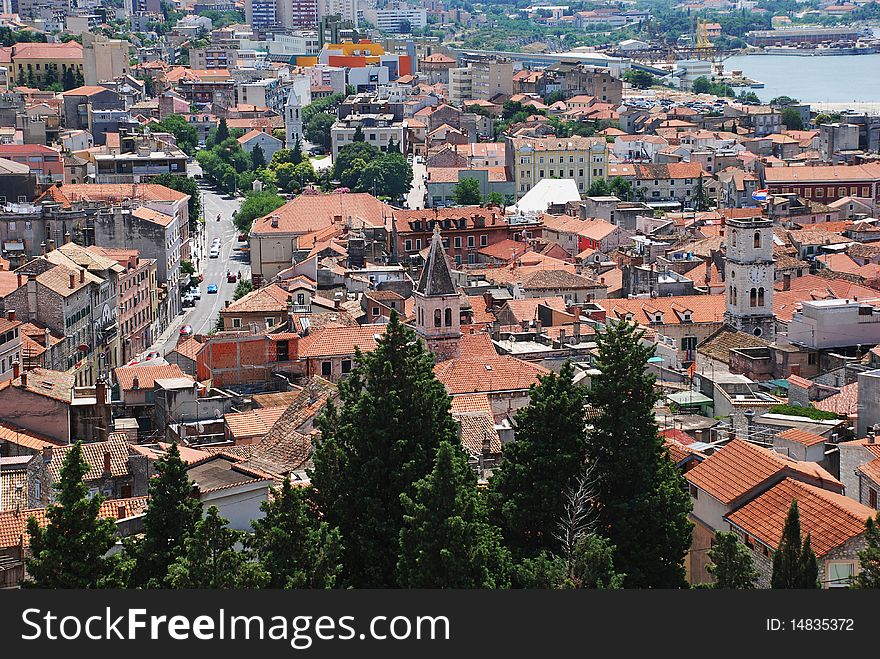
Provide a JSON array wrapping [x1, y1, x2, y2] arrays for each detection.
[[16, 273, 23, 287], [559, 327, 566, 343], [95, 379, 106, 405], [535, 319, 542, 335], [47, 239, 55, 252], [132, 375, 140, 389], [520, 319, 529, 331], [20, 370, 27, 387], [69, 273, 75, 289], [117, 505, 127, 519], [64, 231, 71, 244], [40, 241, 46, 256], [573, 321, 581, 339], [481, 433, 492, 457], [270, 215, 279, 228], [782, 273, 791, 291], [79, 268, 85, 283], [103, 451, 111, 475], [12, 361, 19, 379], [6, 309, 14, 321]]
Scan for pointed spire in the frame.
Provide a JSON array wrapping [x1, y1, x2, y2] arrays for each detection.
[[416, 224, 457, 296]]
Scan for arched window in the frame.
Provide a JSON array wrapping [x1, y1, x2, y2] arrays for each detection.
[[757, 287, 765, 306], [754, 231, 761, 248], [445, 308, 452, 327], [729, 285, 734, 303], [731, 230, 737, 247], [749, 288, 757, 307], [434, 309, 441, 327], [733, 286, 737, 303]]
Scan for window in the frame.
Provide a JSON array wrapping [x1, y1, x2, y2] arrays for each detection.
[[434, 309, 441, 327], [454, 236, 461, 248], [467, 236, 475, 248], [445, 308, 452, 326], [753, 231, 761, 248], [757, 287, 765, 307], [415, 239, 422, 250], [870, 487, 877, 509], [808, 353, 817, 365], [341, 359, 352, 374], [404, 239, 412, 251], [321, 361, 332, 377], [265, 317, 275, 327], [750, 288, 757, 307], [232, 318, 241, 328], [827, 562, 854, 588], [372, 307, 380, 317], [480, 235, 488, 247]]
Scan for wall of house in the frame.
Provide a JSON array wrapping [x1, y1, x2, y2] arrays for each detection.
[[0, 388, 69, 443], [839, 442, 876, 500], [200, 482, 269, 531]]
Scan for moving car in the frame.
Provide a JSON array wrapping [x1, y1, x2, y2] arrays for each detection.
[[179, 324, 193, 337], [209, 247, 220, 258], [207, 284, 218, 294]]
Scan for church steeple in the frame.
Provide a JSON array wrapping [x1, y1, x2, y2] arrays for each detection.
[[414, 225, 461, 361]]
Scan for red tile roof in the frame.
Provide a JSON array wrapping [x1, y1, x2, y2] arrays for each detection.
[[251, 192, 390, 235], [449, 393, 493, 415], [0, 367, 73, 402], [113, 364, 188, 391], [297, 325, 382, 358], [0, 420, 63, 451], [46, 437, 132, 482], [726, 478, 875, 558], [12, 42, 82, 60], [776, 427, 827, 448], [434, 355, 549, 395], [223, 284, 289, 314], [225, 406, 288, 440]]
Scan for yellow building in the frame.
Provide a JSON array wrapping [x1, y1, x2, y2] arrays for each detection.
[[506, 135, 609, 199], [12, 41, 84, 86]]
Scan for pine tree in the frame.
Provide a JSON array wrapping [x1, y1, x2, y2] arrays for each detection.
[[386, 136, 399, 153], [24, 442, 118, 588], [129, 443, 202, 587], [250, 143, 266, 169], [490, 361, 589, 555], [706, 531, 758, 589], [853, 513, 880, 588], [584, 322, 693, 587], [167, 507, 268, 588], [352, 125, 365, 142], [398, 441, 512, 588], [249, 477, 344, 588], [216, 117, 229, 142], [568, 534, 625, 589], [291, 136, 303, 164], [310, 310, 458, 587], [771, 500, 820, 589]]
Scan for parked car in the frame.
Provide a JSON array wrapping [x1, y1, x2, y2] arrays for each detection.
[[207, 284, 218, 294], [179, 324, 193, 337], [209, 247, 220, 258], [190, 287, 201, 300], [237, 233, 247, 242], [182, 293, 195, 307]]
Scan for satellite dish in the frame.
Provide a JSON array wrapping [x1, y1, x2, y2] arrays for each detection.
[[213, 409, 222, 419]]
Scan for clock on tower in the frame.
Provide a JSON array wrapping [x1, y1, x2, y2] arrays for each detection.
[[724, 217, 775, 340]]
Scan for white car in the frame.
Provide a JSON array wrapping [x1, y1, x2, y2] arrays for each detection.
[[209, 247, 220, 258], [190, 287, 201, 300]]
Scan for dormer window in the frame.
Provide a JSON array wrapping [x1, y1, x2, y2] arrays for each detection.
[[682, 312, 692, 322], [654, 314, 664, 323]]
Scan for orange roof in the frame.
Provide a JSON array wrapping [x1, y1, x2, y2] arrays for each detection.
[[764, 163, 880, 183], [603, 294, 726, 326], [500, 296, 568, 323], [132, 206, 175, 227], [0, 420, 63, 451], [251, 192, 390, 235], [297, 324, 382, 358], [61, 85, 111, 97], [465, 296, 497, 325], [225, 406, 288, 440], [434, 355, 549, 395], [223, 284, 289, 314], [46, 437, 131, 482], [40, 183, 188, 207], [0, 497, 148, 549], [458, 332, 497, 358], [726, 478, 875, 557], [12, 41, 82, 60], [449, 392, 493, 415], [858, 457, 880, 486], [776, 427, 827, 448], [813, 381, 858, 416], [0, 368, 73, 402], [172, 336, 204, 361], [685, 439, 842, 505], [113, 364, 188, 391], [477, 238, 530, 261]]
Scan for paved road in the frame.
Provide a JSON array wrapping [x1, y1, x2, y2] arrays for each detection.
[[145, 164, 249, 357], [407, 160, 427, 210]]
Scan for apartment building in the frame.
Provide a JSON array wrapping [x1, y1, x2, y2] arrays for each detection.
[[449, 56, 515, 103], [506, 135, 608, 199]]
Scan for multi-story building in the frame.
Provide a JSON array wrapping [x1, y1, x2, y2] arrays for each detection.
[[763, 163, 880, 203], [0, 311, 22, 383], [394, 207, 509, 266], [0, 144, 63, 185], [189, 46, 238, 70], [11, 42, 84, 87], [276, 0, 318, 28], [450, 55, 515, 103], [82, 33, 130, 86], [547, 62, 623, 104], [236, 78, 286, 114], [361, 3, 426, 32], [318, 0, 359, 25], [331, 92, 406, 157], [506, 135, 608, 199], [245, 0, 277, 28]]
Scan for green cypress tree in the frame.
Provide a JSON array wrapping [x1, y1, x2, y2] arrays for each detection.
[[250, 143, 266, 169], [291, 136, 303, 164], [352, 125, 365, 142], [167, 507, 268, 588], [129, 443, 202, 587], [490, 361, 588, 554], [771, 499, 820, 589], [569, 534, 625, 589], [216, 117, 229, 142], [310, 310, 458, 587], [398, 441, 511, 588], [706, 531, 758, 589], [853, 513, 880, 588], [249, 477, 344, 588], [584, 322, 693, 587], [24, 442, 118, 588]]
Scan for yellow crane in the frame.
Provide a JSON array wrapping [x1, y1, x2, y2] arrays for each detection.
[[696, 18, 713, 58]]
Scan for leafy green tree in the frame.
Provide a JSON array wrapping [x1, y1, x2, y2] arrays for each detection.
[[587, 178, 611, 196], [305, 112, 334, 149], [250, 143, 266, 169], [216, 117, 229, 142], [234, 190, 286, 233], [358, 153, 413, 198], [270, 148, 296, 167], [152, 173, 202, 226], [154, 114, 199, 155], [332, 142, 380, 182], [311, 311, 458, 587], [399, 441, 512, 588], [490, 362, 588, 554], [706, 531, 758, 589], [352, 124, 365, 142], [853, 513, 880, 588], [249, 478, 344, 588], [623, 69, 655, 89], [770, 95, 799, 106], [692, 76, 712, 94], [167, 507, 269, 588], [233, 279, 253, 300], [568, 534, 625, 589], [609, 176, 632, 201], [386, 136, 399, 153], [513, 552, 567, 588], [293, 160, 316, 184], [486, 191, 505, 206], [25, 442, 118, 588], [453, 177, 482, 205], [771, 499, 821, 589], [781, 107, 804, 131], [585, 321, 693, 587], [128, 443, 202, 587], [738, 91, 761, 104]]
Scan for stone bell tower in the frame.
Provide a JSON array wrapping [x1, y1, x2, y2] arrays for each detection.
[[414, 225, 461, 361], [724, 216, 775, 340]]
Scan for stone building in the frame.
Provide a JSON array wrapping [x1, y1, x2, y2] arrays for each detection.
[[414, 226, 461, 362]]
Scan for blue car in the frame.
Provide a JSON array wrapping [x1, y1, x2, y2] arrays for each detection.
[[207, 284, 218, 294]]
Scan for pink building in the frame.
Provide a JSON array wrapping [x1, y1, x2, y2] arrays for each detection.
[[0, 144, 63, 184]]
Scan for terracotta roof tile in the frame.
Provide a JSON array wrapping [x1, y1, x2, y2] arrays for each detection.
[[449, 393, 493, 415], [223, 284, 289, 314], [46, 438, 132, 483], [114, 364, 188, 391], [457, 332, 497, 358], [456, 412, 501, 456], [297, 325, 381, 358], [0, 420, 64, 451], [225, 406, 287, 440], [0, 368, 73, 402], [434, 355, 549, 395], [251, 192, 390, 235], [813, 382, 858, 416], [776, 427, 827, 447], [725, 478, 875, 557]]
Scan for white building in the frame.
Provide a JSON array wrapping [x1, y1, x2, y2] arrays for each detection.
[[284, 76, 312, 148], [674, 59, 712, 90], [361, 3, 426, 32], [330, 114, 406, 158], [788, 299, 880, 350]]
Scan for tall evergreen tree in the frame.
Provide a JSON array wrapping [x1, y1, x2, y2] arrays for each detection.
[[490, 361, 588, 555], [706, 531, 758, 589], [25, 442, 118, 588], [167, 507, 268, 588], [352, 125, 365, 142], [249, 477, 344, 588], [584, 321, 693, 587], [771, 500, 820, 589], [216, 117, 229, 142], [568, 534, 625, 589], [398, 441, 511, 588], [386, 136, 399, 153], [291, 136, 303, 164], [310, 310, 458, 586], [250, 143, 266, 169], [129, 443, 202, 587], [853, 513, 880, 588]]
